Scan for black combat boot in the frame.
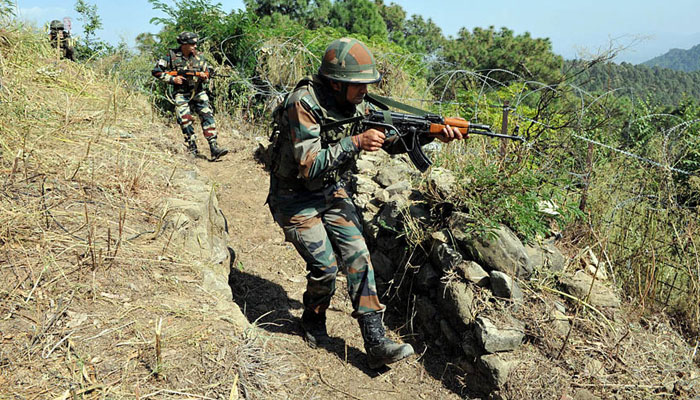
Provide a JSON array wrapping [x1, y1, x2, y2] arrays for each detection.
[[358, 311, 414, 369], [301, 309, 330, 349], [208, 138, 229, 160]]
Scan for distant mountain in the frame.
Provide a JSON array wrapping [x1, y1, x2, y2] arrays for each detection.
[[642, 44, 700, 72], [569, 60, 700, 106]]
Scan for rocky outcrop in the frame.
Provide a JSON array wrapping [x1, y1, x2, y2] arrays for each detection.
[[160, 169, 249, 329], [348, 151, 576, 393]]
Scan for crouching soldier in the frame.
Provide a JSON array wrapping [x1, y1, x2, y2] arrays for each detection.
[[267, 38, 465, 369], [151, 31, 228, 160]]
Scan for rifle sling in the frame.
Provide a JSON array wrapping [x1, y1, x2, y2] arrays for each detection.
[[320, 94, 433, 133], [365, 93, 432, 117], [320, 115, 364, 133]]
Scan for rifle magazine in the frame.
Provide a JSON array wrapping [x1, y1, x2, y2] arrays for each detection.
[[407, 145, 432, 173]]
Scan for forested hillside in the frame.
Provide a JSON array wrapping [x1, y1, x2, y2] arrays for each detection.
[[643, 43, 700, 71], [570, 60, 700, 106]]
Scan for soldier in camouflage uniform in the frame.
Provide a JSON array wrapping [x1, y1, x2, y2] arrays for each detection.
[[267, 38, 464, 369], [48, 20, 74, 61], [151, 32, 229, 160]]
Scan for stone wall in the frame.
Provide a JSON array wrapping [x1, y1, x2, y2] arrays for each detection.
[[351, 151, 619, 394], [159, 169, 250, 330]]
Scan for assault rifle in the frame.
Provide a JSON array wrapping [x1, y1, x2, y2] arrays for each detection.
[[165, 70, 234, 79], [323, 109, 525, 172], [166, 69, 210, 79]]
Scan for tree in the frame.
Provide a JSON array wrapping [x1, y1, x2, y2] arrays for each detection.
[[374, 0, 404, 43], [135, 32, 157, 55], [328, 0, 387, 39], [73, 0, 114, 59], [243, 0, 331, 29], [402, 15, 445, 55], [74, 0, 102, 46], [442, 26, 563, 84], [1, 0, 16, 19]]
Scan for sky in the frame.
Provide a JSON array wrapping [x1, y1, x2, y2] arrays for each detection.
[[13, 0, 700, 64]]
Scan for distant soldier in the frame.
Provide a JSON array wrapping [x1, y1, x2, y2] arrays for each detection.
[[151, 31, 229, 160], [48, 20, 75, 61]]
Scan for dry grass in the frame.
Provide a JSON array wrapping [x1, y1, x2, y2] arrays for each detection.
[[0, 25, 289, 398], [502, 282, 699, 399]]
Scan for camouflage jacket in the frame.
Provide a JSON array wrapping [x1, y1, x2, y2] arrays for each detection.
[[270, 75, 412, 193], [151, 48, 212, 94], [48, 30, 72, 50]]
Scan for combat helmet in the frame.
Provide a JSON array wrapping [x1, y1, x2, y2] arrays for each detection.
[[49, 20, 64, 30], [319, 38, 381, 84], [176, 31, 198, 45]]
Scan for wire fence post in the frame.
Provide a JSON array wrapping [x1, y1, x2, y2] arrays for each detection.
[[499, 101, 510, 160], [579, 142, 594, 212]]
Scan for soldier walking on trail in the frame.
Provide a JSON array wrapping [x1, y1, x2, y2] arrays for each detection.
[[48, 20, 75, 61], [151, 31, 229, 160], [267, 38, 465, 369]]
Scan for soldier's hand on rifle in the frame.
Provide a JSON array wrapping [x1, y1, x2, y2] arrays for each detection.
[[172, 76, 185, 85], [352, 128, 385, 152], [436, 118, 467, 143]]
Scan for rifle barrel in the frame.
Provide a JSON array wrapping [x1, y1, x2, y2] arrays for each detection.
[[469, 129, 525, 141]]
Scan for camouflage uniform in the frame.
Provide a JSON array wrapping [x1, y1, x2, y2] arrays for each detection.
[[151, 32, 227, 158], [48, 20, 74, 61], [268, 74, 384, 318], [268, 38, 415, 369]]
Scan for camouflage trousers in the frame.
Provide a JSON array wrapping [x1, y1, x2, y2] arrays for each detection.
[[174, 91, 217, 146], [268, 180, 385, 318]]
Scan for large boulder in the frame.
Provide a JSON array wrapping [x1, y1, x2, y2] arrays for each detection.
[[478, 353, 520, 388], [560, 270, 621, 308], [436, 280, 475, 332], [414, 263, 440, 294], [456, 261, 490, 286], [370, 249, 396, 282], [354, 174, 380, 196], [375, 198, 407, 231], [374, 167, 404, 188], [425, 167, 457, 197], [452, 222, 532, 278], [163, 170, 248, 329], [414, 296, 441, 339], [429, 240, 464, 274], [525, 238, 567, 273]]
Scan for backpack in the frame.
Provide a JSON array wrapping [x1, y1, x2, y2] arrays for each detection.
[[267, 78, 315, 177]]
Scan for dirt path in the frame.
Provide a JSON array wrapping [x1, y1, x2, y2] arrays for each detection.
[[196, 139, 464, 399]]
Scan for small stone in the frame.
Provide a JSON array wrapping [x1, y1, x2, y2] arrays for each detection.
[[475, 316, 525, 353], [489, 271, 524, 303], [457, 261, 490, 286]]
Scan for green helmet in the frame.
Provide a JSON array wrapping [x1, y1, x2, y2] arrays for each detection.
[[50, 20, 64, 30], [319, 38, 381, 84], [176, 31, 198, 45]]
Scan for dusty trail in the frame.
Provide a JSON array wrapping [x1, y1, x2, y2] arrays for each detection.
[[196, 139, 463, 399]]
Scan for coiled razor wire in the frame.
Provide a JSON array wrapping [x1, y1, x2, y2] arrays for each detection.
[[570, 132, 693, 176]]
